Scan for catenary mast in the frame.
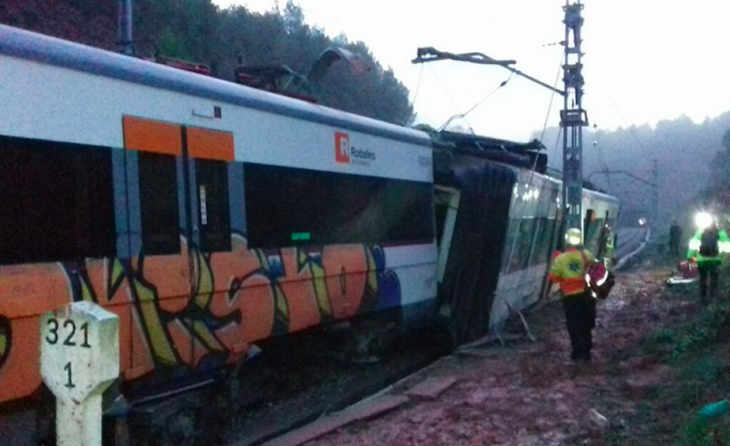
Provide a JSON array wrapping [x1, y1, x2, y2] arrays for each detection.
[[118, 0, 134, 55], [561, 0, 587, 233]]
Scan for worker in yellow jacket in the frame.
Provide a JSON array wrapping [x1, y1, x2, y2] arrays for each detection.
[[686, 212, 730, 302], [550, 228, 596, 362]]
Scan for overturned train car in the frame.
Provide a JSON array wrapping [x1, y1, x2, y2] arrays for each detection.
[[432, 131, 619, 344], [0, 25, 618, 443]]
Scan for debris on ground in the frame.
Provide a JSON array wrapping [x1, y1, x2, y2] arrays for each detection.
[[296, 248, 730, 446]]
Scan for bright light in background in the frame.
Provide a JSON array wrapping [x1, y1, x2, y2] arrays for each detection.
[[695, 212, 714, 230], [212, 0, 730, 142], [565, 228, 582, 246]]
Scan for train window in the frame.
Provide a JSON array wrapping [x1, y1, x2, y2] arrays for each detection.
[[529, 217, 556, 266], [139, 152, 180, 255], [501, 219, 520, 273], [196, 159, 231, 252], [543, 218, 558, 259], [0, 135, 116, 264], [516, 218, 536, 271], [528, 218, 545, 267], [244, 164, 434, 248], [583, 209, 594, 241]]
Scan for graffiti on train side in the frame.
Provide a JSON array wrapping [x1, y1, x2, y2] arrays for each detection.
[[0, 317, 9, 370], [0, 235, 401, 403]]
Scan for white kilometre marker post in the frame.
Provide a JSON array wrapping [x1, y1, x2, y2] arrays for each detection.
[[40, 301, 119, 446]]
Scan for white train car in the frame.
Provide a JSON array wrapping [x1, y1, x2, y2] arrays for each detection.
[[0, 25, 437, 428]]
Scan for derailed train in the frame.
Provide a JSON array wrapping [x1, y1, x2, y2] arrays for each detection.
[[0, 25, 618, 442]]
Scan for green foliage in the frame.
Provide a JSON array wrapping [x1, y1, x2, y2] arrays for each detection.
[[672, 303, 730, 358], [677, 415, 730, 446], [1, 0, 413, 125], [642, 328, 677, 355], [157, 27, 191, 60]]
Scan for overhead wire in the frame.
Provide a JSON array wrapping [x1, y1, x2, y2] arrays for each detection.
[[540, 59, 564, 142], [427, 64, 468, 128], [594, 132, 614, 192], [410, 63, 425, 110], [437, 72, 513, 132], [552, 125, 563, 169], [504, 54, 564, 309], [607, 93, 648, 152]]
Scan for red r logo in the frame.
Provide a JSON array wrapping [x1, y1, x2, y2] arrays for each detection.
[[335, 132, 350, 164]]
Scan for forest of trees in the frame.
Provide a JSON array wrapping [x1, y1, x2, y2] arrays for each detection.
[[0, 0, 414, 125], [540, 112, 730, 226], [4, 0, 730, 229]]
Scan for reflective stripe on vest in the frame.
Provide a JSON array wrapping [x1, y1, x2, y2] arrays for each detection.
[[560, 277, 586, 296]]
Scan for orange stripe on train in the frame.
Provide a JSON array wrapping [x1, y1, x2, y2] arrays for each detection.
[[122, 116, 182, 155], [186, 126, 234, 161]]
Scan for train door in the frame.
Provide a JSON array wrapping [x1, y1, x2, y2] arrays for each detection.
[[122, 117, 235, 378], [180, 126, 237, 368], [122, 116, 194, 376]]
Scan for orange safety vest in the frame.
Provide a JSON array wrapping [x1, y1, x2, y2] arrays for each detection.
[[549, 247, 595, 297]]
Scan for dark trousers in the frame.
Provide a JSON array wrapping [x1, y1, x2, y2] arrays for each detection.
[[698, 262, 720, 302], [669, 239, 680, 254], [563, 292, 596, 360]]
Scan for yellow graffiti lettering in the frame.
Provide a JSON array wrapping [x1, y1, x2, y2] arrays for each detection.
[[112, 259, 125, 285], [80, 278, 94, 302], [134, 281, 179, 366], [256, 251, 289, 327], [273, 285, 288, 325], [193, 251, 214, 310], [366, 249, 378, 294], [187, 319, 225, 352], [0, 334, 6, 358], [298, 250, 332, 318]]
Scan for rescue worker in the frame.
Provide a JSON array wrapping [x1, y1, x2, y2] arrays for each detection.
[[549, 228, 596, 362], [601, 224, 616, 269], [669, 221, 682, 255], [687, 213, 730, 302]]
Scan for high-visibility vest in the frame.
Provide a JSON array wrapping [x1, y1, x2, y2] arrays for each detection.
[[687, 228, 730, 264], [549, 247, 595, 297]]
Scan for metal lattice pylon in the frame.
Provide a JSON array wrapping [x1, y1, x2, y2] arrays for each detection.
[[561, 0, 588, 233]]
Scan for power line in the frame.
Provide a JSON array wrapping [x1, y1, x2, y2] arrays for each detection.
[[410, 64, 425, 109], [607, 93, 648, 152], [427, 64, 470, 129], [438, 73, 513, 132], [540, 58, 564, 142]]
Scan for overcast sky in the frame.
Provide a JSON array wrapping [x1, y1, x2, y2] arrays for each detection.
[[212, 0, 730, 143]]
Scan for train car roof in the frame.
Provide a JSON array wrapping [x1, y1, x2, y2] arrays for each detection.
[[431, 130, 548, 173], [0, 25, 431, 148], [583, 187, 621, 205]]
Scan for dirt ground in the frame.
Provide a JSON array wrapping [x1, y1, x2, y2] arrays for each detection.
[[304, 250, 730, 446]]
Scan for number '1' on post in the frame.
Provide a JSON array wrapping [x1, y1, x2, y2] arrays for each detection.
[[40, 301, 119, 446]]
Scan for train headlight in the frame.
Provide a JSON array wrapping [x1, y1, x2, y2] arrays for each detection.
[[695, 212, 714, 230]]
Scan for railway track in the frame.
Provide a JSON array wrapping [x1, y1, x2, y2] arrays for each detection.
[[224, 232, 647, 446], [221, 326, 452, 446], [616, 227, 649, 259]]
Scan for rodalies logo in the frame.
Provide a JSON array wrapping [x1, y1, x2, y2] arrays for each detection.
[[335, 132, 351, 163], [335, 132, 376, 166]]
